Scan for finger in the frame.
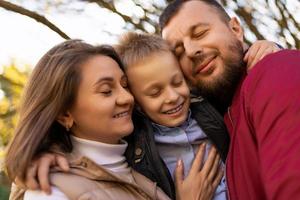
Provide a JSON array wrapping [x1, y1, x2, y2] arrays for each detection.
[[56, 154, 70, 172], [25, 162, 39, 190], [249, 46, 273, 68], [244, 43, 260, 64], [174, 159, 184, 187], [15, 177, 26, 189], [259, 49, 275, 62], [201, 146, 217, 176], [206, 153, 221, 181], [272, 45, 281, 53], [212, 168, 224, 189], [247, 47, 265, 70], [189, 143, 206, 176], [247, 41, 278, 70], [246, 45, 264, 70], [243, 50, 249, 62], [38, 154, 56, 194]]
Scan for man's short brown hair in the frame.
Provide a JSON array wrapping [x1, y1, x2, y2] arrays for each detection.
[[116, 32, 171, 69], [159, 0, 231, 32]]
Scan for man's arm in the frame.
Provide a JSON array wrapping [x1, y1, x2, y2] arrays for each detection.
[[244, 50, 300, 199]]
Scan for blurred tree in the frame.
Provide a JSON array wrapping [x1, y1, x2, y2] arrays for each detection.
[[0, 63, 30, 147], [0, 63, 29, 195], [0, 0, 299, 48]]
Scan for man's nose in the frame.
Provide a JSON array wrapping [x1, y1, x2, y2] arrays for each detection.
[[184, 39, 203, 59]]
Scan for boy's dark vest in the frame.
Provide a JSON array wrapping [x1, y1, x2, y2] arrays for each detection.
[[125, 98, 230, 199]]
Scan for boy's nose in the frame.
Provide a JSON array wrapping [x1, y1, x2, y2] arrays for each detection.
[[164, 87, 179, 104]]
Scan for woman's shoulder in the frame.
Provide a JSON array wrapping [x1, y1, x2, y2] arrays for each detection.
[[24, 186, 68, 200]]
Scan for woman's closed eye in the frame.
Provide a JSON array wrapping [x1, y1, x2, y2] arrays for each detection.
[[96, 84, 112, 96], [101, 90, 112, 95]]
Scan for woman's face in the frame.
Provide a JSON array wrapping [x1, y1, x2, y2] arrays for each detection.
[[69, 55, 134, 144]]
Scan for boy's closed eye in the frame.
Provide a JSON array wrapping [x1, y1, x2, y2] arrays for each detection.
[[172, 76, 184, 87], [147, 88, 162, 97]]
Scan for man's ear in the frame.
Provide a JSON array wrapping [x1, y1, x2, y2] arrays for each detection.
[[56, 111, 74, 130], [229, 17, 244, 42]]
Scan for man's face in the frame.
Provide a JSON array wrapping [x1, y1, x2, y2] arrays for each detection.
[[162, 1, 245, 108]]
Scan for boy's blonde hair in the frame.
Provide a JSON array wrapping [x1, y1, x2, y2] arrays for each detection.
[[116, 32, 171, 68]]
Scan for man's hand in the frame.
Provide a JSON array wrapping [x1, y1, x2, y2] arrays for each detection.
[[175, 144, 223, 200], [244, 40, 281, 70], [16, 153, 69, 195]]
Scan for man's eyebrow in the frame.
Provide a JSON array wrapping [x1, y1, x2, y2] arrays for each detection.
[[189, 22, 209, 34], [173, 22, 209, 49]]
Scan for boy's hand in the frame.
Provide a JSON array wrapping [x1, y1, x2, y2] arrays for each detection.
[[244, 40, 281, 70], [175, 144, 223, 200], [16, 153, 69, 195]]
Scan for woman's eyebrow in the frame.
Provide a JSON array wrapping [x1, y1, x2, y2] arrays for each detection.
[[93, 77, 114, 87]]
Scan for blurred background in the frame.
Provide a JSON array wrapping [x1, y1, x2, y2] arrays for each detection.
[[0, 0, 299, 198]]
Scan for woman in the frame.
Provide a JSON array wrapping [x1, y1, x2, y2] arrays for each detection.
[[5, 40, 217, 200]]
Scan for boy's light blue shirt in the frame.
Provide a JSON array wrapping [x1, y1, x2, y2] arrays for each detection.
[[152, 110, 227, 200]]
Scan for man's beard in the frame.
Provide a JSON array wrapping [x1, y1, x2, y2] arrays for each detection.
[[193, 40, 246, 114]]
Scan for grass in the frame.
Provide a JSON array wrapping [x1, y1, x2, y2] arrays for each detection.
[[0, 185, 9, 200]]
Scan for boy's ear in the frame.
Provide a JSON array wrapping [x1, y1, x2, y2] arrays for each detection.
[[229, 17, 244, 42], [56, 111, 74, 131]]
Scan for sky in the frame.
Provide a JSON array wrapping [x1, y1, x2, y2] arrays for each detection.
[[0, 0, 139, 67]]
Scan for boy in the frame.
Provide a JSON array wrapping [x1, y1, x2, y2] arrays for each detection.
[[117, 32, 227, 199]]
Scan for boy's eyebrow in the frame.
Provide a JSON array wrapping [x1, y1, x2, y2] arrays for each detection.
[[143, 82, 161, 92]]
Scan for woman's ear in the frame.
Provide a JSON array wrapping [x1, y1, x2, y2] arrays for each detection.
[[229, 17, 244, 42], [56, 111, 74, 131]]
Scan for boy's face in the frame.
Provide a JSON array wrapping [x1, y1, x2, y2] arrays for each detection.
[[126, 51, 190, 127]]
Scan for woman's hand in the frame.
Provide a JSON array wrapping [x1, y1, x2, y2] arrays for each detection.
[[15, 153, 69, 194], [244, 40, 281, 70], [175, 144, 223, 200]]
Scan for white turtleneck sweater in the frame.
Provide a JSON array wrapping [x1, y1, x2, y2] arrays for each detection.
[[24, 136, 130, 200]]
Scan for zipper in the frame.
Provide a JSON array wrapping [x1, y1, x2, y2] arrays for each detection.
[[225, 107, 233, 200], [225, 153, 231, 200], [227, 107, 234, 128]]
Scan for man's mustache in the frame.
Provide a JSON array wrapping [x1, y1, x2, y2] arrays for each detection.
[[191, 51, 218, 76]]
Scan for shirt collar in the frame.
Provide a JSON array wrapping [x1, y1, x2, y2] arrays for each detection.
[[151, 109, 192, 134], [70, 135, 128, 166]]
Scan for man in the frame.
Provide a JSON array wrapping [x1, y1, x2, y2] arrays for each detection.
[[160, 0, 300, 199]]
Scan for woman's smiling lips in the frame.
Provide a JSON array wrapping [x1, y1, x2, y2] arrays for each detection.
[[113, 110, 131, 118]]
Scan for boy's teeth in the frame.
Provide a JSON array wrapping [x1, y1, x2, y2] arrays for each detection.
[[165, 104, 183, 114], [114, 112, 128, 118]]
